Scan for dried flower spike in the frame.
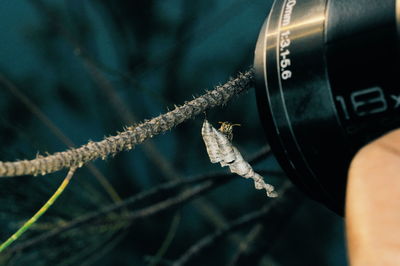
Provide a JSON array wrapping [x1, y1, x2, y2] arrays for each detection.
[[201, 119, 277, 198]]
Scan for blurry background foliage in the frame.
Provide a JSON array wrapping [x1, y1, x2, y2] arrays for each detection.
[[0, 0, 347, 265]]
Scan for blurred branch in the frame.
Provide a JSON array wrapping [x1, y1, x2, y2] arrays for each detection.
[[228, 224, 264, 266], [149, 213, 181, 266], [118, 181, 223, 221], [60, 227, 127, 266], [80, 229, 128, 266], [231, 194, 305, 266], [8, 159, 279, 254], [131, 0, 257, 75], [172, 182, 295, 266], [6, 171, 236, 254], [15, 146, 273, 245]]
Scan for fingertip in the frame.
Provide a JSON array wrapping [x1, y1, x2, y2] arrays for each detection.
[[346, 129, 400, 265], [348, 129, 400, 191]]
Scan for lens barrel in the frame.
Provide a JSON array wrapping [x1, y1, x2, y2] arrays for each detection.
[[254, 0, 399, 214]]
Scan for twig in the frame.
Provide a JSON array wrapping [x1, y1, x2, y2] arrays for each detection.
[[119, 181, 217, 221], [230, 192, 305, 266], [6, 172, 233, 254], [0, 69, 254, 177], [0, 167, 77, 253], [228, 224, 264, 266], [80, 229, 128, 266], [172, 182, 294, 266]]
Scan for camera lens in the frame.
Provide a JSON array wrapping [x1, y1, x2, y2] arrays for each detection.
[[254, 0, 399, 214]]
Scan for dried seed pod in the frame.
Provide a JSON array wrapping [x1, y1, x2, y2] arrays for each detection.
[[201, 119, 278, 198]]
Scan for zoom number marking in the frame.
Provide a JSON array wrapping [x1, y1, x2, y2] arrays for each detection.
[[279, 0, 296, 80]]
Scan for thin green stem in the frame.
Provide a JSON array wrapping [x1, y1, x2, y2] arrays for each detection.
[[0, 167, 77, 253]]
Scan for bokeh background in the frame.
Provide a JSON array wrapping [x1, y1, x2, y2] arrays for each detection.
[[0, 0, 347, 265]]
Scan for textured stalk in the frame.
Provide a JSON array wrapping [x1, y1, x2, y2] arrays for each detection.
[[0, 70, 254, 178], [0, 168, 76, 252]]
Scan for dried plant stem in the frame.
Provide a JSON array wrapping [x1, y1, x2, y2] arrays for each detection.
[[0, 168, 77, 253], [0, 73, 122, 203], [0, 69, 254, 178]]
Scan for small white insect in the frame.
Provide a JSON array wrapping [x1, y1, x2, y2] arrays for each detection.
[[201, 119, 278, 198]]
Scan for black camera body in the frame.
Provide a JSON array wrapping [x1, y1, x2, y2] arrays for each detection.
[[254, 0, 399, 214]]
